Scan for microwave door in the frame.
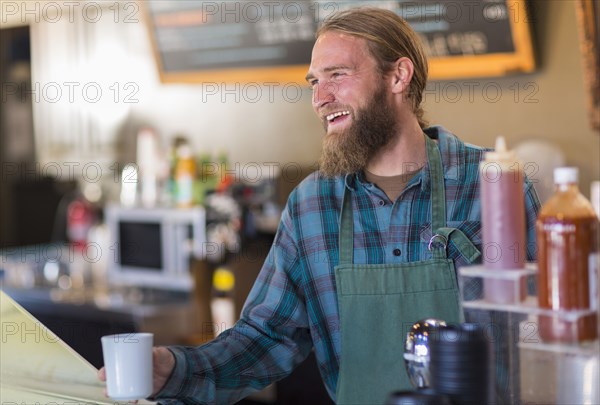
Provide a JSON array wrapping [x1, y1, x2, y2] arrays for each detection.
[[174, 222, 189, 278], [119, 221, 163, 274], [163, 219, 176, 282]]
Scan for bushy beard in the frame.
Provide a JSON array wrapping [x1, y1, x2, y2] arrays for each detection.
[[319, 85, 397, 178]]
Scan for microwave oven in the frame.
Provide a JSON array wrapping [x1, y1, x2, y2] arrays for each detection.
[[105, 204, 206, 291]]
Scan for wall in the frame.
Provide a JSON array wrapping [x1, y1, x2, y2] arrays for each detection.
[[123, 0, 600, 198], [1, 1, 598, 199], [425, 1, 599, 199]]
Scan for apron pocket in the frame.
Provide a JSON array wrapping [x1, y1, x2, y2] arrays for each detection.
[[336, 261, 458, 295]]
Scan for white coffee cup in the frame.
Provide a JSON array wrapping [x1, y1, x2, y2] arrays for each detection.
[[101, 332, 153, 400]]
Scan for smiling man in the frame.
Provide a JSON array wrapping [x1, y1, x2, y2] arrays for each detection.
[[307, 14, 428, 182], [99, 7, 540, 405]]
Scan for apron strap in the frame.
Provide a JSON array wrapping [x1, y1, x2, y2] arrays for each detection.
[[425, 135, 453, 260], [339, 189, 354, 266], [425, 135, 446, 232]]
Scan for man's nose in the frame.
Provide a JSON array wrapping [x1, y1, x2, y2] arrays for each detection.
[[312, 81, 337, 109]]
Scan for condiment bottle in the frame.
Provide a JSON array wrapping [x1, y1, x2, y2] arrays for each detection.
[[536, 167, 599, 343], [137, 128, 160, 207], [175, 145, 196, 208], [479, 136, 527, 304], [210, 267, 236, 337]]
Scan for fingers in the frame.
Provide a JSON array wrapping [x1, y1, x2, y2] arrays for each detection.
[[98, 368, 108, 398], [97, 367, 106, 381]]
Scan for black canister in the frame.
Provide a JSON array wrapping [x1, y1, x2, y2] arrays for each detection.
[[429, 323, 495, 405]]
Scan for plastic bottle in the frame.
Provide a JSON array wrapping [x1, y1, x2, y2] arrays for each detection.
[[137, 128, 160, 208], [210, 267, 236, 337], [479, 136, 527, 304], [175, 144, 196, 208], [536, 167, 599, 343], [216, 151, 234, 193], [195, 152, 216, 205], [67, 195, 96, 251]]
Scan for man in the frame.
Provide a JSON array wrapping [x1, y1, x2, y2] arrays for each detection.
[[100, 7, 540, 404]]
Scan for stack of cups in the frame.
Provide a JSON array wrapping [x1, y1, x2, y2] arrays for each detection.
[[429, 324, 494, 405]]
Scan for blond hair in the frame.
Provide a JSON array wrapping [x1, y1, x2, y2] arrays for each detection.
[[317, 7, 429, 128]]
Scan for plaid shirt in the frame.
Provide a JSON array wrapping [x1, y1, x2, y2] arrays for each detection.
[[156, 126, 541, 404]]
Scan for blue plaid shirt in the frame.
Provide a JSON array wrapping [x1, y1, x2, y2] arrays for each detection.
[[156, 126, 541, 404]]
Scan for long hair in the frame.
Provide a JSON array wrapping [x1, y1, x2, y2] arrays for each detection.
[[317, 7, 429, 128]]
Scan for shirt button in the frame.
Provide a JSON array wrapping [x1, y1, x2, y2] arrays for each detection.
[[378, 200, 385, 206], [393, 248, 401, 256]]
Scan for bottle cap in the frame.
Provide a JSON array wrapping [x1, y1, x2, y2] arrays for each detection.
[[177, 144, 193, 159], [554, 167, 578, 185], [484, 136, 517, 162], [213, 267, 235, 291]]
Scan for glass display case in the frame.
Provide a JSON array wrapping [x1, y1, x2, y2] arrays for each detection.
[[459, 264, 599, 404]]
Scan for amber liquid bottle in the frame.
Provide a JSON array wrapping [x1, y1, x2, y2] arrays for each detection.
[[536, 167, 599, 343]]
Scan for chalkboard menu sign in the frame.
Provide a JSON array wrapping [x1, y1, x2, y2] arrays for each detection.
[[144, 0, 535, 83]]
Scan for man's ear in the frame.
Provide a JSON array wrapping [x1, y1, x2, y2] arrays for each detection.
[[391, 57, 414, 95]]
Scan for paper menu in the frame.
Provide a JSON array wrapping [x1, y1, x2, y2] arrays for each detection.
[[0, 291, 154, 404]]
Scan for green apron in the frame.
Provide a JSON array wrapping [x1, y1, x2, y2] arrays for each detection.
[[335, 135, 481, 405]]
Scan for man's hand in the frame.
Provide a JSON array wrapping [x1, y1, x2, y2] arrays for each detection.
[[150, 346, 176, 395], [98, 346, 176, 397]]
